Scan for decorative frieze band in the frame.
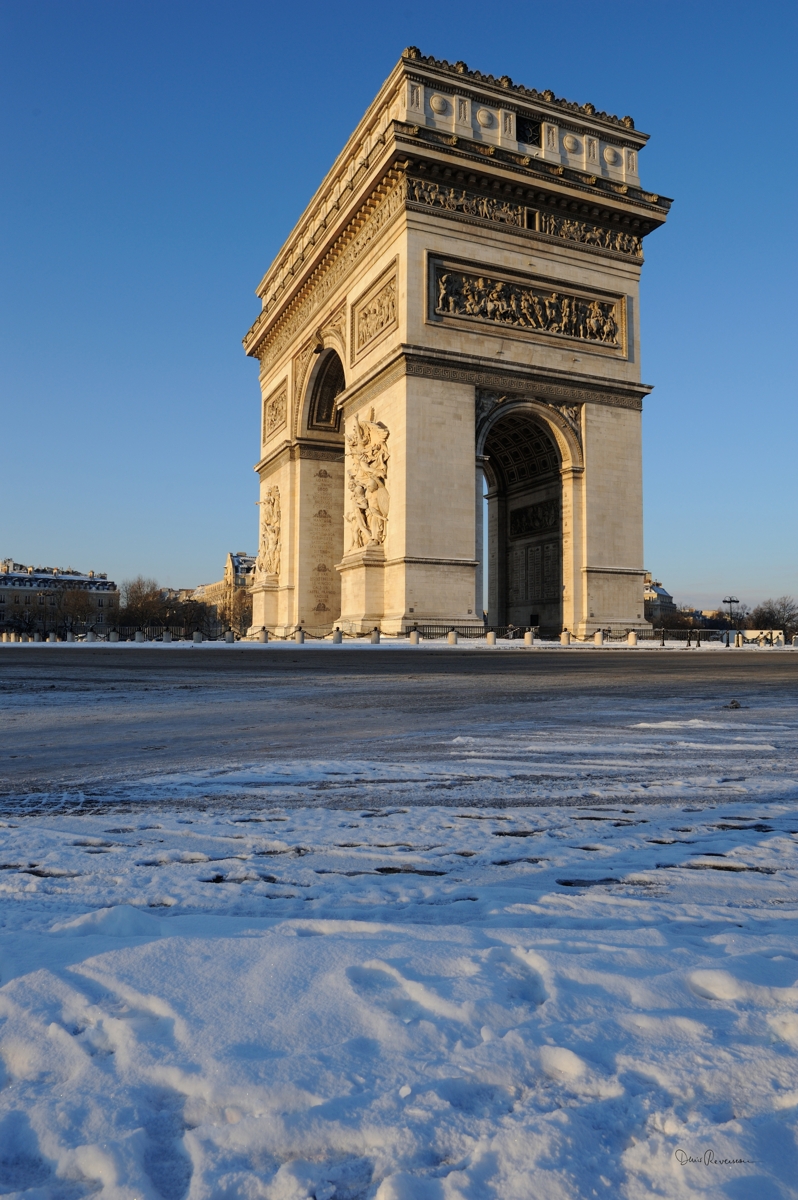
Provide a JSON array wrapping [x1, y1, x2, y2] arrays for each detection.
[[407, 176, 642, 257], [407, 176, 523, 227], [532, 210, 641, 256], [433, 264, 623, 348]]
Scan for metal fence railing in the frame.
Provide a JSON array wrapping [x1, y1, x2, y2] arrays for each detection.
[[407, 624, 536, 640], [2, 620, 789, 647]]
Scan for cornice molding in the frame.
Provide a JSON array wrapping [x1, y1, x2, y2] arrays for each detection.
[[254, 438, 344, 477], [334, 343, 650, 417], [245, 174, 404, 364], [403, 346, 650, 410], [398, 129, 670, 214]]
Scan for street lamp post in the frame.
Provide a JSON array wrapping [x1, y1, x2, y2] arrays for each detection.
[[723, 596, 739, 627]]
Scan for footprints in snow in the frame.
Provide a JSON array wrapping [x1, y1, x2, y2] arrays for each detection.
[[347, 946, 547, 1030]]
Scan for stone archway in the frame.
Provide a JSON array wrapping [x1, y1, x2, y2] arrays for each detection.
[[483, 410, 562, 632], [305, 349, 345, 433], [478, 400, 584, 635]]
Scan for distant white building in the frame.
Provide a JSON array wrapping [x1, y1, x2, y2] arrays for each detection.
[[643, 572, 677, 624], [0, 559, 120, 630]]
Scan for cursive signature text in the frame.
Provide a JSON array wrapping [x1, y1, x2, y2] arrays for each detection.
[[675, 1148, 757, 1167]]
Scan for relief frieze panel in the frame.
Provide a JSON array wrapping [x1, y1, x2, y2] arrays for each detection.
[[262, 381, 287, 442], [434, 265, 622, 348], [352, 264, 398, 362], [407, 176, 524, 227], [407, 175, 643, 257], [509, 499, 559, 538], [356, 277, 396, 352], [533, 210, 641, 256]]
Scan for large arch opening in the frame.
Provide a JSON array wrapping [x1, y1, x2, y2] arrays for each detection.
[[483, 410, 563, 633]]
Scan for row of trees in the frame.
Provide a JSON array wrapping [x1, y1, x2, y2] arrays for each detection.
[[118, 577, 253, 635], [660, 595, 798, 638]]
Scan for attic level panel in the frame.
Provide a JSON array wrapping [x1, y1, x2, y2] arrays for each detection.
[[402, 51, 648, 139]]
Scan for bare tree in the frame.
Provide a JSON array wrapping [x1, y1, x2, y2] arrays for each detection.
[[57, 589, 97, 634], [218, 589, 253, 635], [748, 596, 798, 636], [5, 600, 39, 636], [120, 577, 167, 626]]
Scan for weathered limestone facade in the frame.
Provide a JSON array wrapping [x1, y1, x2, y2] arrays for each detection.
[[245, 49, 670, 636]]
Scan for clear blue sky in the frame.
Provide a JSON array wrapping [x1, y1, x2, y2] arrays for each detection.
[[2, 1, 795, 607]]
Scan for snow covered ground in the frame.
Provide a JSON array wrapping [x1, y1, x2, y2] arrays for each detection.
[[1, 655, 798, 1198]]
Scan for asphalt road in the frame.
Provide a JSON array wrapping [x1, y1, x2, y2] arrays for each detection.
[[1, 646, 796, 803]]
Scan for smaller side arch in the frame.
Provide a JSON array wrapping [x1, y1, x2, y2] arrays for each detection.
[[300, 348, 346, 435]]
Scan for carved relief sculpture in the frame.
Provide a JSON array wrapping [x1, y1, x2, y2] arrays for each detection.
[[345, 409, 390, 550], [407, 176, 641, 256], [435, 267, 621, 346], [408, 176, 523, 226], [323, 302, 347, 357], [355, 275, 397, 353], [257, 486, 281, 577], [262, 383, 287, 441], [510, 499, 559, 537], [536, 211, 641, 256]]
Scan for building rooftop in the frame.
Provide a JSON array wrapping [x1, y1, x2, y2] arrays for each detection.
[[0, 559, 117, 590], [401, 47, 638, 131]]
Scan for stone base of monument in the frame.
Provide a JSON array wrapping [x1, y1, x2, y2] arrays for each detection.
[[336, 543, 386, 635]]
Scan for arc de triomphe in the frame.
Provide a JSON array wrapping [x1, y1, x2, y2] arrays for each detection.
[[244, 49, 670, 637]]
